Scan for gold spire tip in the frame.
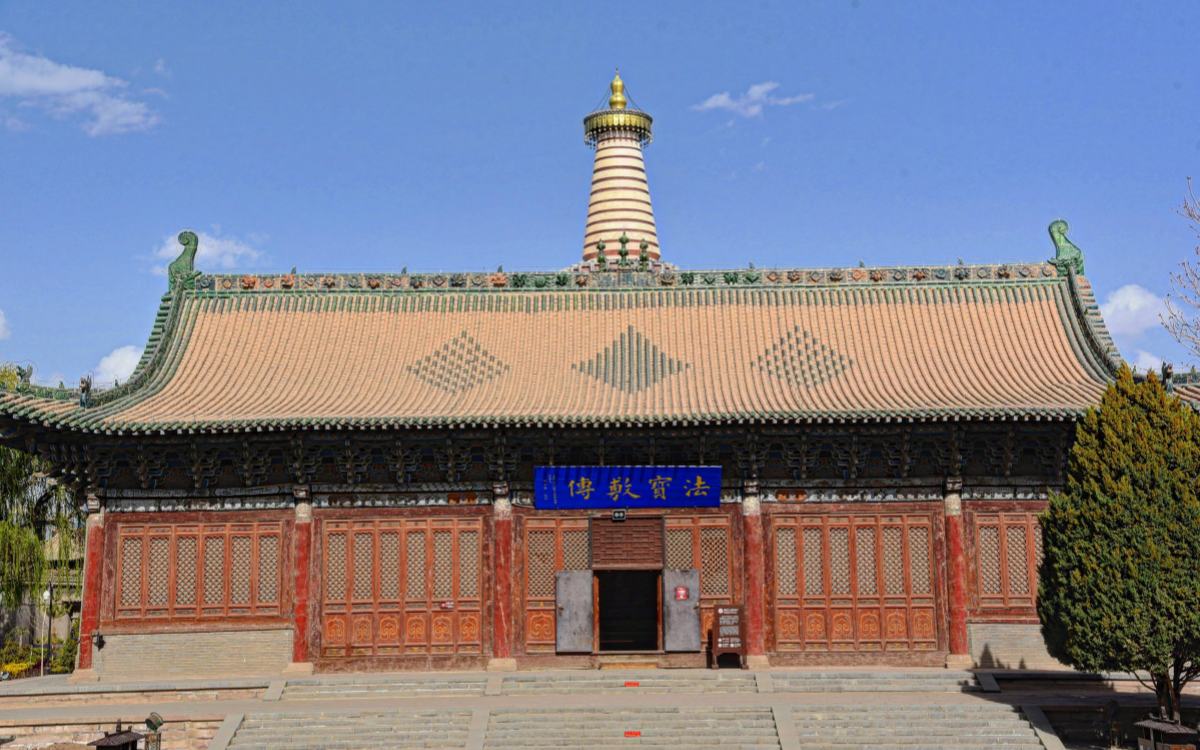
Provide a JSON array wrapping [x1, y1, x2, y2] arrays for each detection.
[[608, 71, 627, 110]]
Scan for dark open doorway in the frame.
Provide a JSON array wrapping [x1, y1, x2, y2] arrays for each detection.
[[597, 570, 659, 651]]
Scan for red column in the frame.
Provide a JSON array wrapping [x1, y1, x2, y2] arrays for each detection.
[[291, 504, 313, 665], [944, 478, 970, 665], [741, 491, 768, 666], [75, 506, 105, 673], [490, 490, 515, 669]]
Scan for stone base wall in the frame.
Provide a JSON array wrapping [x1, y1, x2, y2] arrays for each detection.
[[969, 622, 1065, 669], [94, 628, 292, 681], [0, 719, 221, 750]]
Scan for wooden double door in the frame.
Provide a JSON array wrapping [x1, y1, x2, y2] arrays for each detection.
[[771, 511, 941, 653]]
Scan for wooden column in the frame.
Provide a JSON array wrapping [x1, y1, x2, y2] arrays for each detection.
[[741, 487, 769, 668], [286, 486, 315, 674], [489, 485, 516, 670], [72, 498, 104, 680], [944, 477, 971, 667]]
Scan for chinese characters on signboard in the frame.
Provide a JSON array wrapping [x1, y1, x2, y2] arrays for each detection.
[[534, 466, 722, 509]]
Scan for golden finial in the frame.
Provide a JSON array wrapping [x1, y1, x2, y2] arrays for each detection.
[[608, 70, 627, 110]]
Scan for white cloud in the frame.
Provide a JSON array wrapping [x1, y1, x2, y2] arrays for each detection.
[[0, 308, 10, 340], [0, 33, 159, 135], [692, 82, 814, 118], [92, 345, 140, 387], [1100, 284, 1166, 338], [1133, 349, 1164, 373], [152, 230, 264, 274], [153, 58, 170, 77]]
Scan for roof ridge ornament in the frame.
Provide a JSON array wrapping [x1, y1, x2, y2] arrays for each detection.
[[168, 230, 202, 292], [1048, 219, 1085, 276]]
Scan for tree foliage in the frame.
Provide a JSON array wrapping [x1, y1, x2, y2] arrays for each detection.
[[1039, 365, 1200, 721]]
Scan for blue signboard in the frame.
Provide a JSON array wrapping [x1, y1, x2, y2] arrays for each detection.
[[534, 466, 723, 510]]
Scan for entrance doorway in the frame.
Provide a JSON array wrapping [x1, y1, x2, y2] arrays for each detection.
[[597, 570, 659, 651]]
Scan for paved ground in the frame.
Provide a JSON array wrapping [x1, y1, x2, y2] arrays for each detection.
[[0, 668, 1185, 749]]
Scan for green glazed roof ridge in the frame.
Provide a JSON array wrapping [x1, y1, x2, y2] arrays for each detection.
[[1065, 272, 1123, 376]]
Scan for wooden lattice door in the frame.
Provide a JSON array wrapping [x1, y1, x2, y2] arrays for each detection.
[[321, 517, 484, 657], [771, 513, 939, 652]]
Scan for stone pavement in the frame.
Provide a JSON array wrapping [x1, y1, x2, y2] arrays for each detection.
[[0, 667, 1178, 750]]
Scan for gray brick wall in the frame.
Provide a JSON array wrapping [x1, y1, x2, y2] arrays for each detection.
[[969, 622, 1066, 669], [94, 628, 292, 680]]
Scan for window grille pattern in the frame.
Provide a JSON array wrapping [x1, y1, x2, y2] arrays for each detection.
[[908, 526, 930, 594], [258, 536, 278, 603], [353, 532, 374, 600], [970, 511, 1043, 613], [326, 533, 347, 601], [175, 537, 196, 605], [526, 530, 555, 598], [666, 528, 693, 570], [120, 538, 142, 608], [775, 527, 797, 596], [882, 526, 904, 595], [433, 531, 453, 599], [829, 527, 850, 595], [700, 527, 728, 595], [379, 532, 400, 600], [562, 530, 590, 570], [458, 530, 479, 598], [230, 536, 252, 605], [406, 532, 426, 599], [855, 527, 877, 595], [148, 538, 169, 607], [114, 521, 284, 621], [803, 527, 824, 595]]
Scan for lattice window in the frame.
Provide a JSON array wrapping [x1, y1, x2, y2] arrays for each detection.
[[1006, 526, 1029, 595], [148, 537, 170, 607], [855, 526, 877, 595], [803, 527, 824, 596], [526, 530, 555, 598], [230, 536, 252, 605], [700, 527, 728, 596], [433, 530, 454, 599], [353, 532, 374, 600], [203, 537, 225, 605], [666, 528, 693, 570], [829, 527, 850, 595], [378, 532, 400, 600], [562, 529, 589, 570], [908, 526, 930, 594], [175, 537, 196, 605], [775, 527, 797, 596], [325, 532, 347, 602], [406, 531, 426, 599], [257, 536, 278, 603], [978, 526, 1001, 595], [882, 526, 904, 595], [458, 530, 479, 599], [120, 538, 142, 608], [1033, 524, 1044, 568]]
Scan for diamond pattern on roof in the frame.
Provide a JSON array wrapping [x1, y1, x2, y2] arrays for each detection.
[[407, 330, 509, 393], [753, 327, 851, 388], [574, 325, 689, 393]]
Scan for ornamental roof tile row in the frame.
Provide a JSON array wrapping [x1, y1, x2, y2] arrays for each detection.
[[0, 263, 1133, 436]]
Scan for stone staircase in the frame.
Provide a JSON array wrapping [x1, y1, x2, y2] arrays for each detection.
[[225, 709, 472, 749], [501, 671, 758, 694], [788, 703, 1047, 749], [282, 674, 487, 700], [485, 707, 781, 749], [772, 669, 978, 693]]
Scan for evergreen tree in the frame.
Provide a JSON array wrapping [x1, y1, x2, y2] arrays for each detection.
[[1039, 364, 1200, 722]]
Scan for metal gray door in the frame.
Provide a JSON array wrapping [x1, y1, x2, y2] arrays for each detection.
[[555, 570, 594, 653], [663, 568, 701, 652]]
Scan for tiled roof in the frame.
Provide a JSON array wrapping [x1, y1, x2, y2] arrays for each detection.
[[0, 263, 1127, 435]]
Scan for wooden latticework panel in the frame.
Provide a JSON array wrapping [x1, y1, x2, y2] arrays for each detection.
[[320, 517, 484, 658], [969, 511, 1042, 613], [663, 515, 736, 648], [114, 521, 284, 621], [772, 513, 939, 653], [522, 518, 589, 653]]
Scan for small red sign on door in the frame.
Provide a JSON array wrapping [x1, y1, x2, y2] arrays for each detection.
[[674, 586, 689, 601]]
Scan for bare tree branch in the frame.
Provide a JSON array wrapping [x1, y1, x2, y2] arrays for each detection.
[[1165, 178, 1200, 359]]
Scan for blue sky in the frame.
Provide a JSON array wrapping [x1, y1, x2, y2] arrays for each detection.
[[1, 1, 1198, 386]]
